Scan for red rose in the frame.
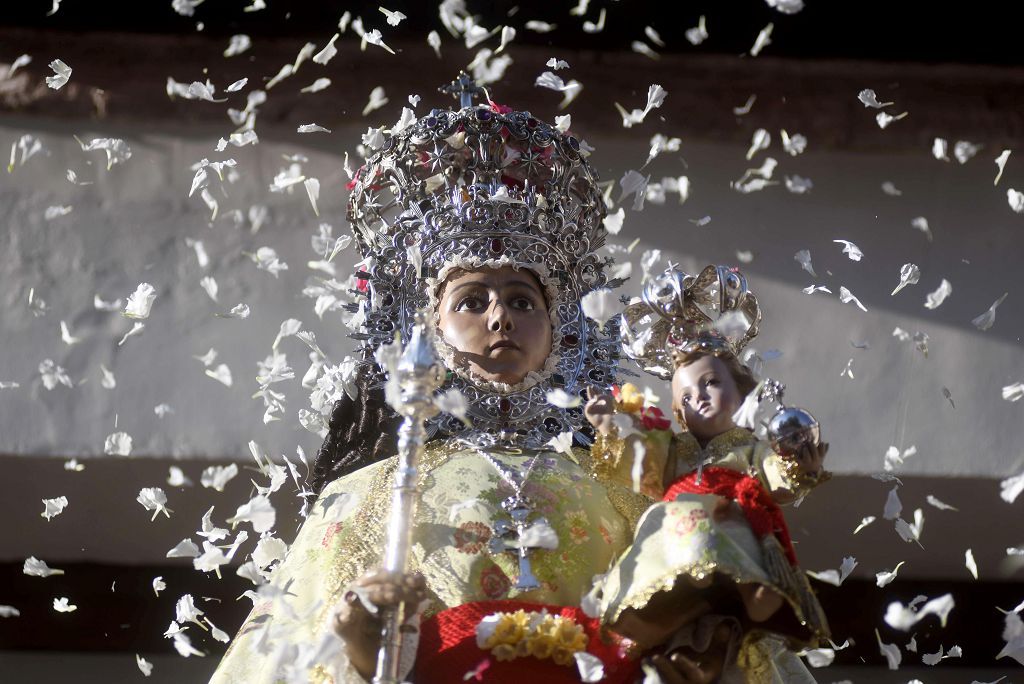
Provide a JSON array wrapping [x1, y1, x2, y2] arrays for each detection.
[[641, 406, 671, 431], [479, 564, 512, 599]]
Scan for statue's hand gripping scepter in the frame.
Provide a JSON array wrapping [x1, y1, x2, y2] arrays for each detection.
[[372, 312, 445, 684]]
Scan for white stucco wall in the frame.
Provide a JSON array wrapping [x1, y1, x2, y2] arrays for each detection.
[[1, 117, 1022, 478]]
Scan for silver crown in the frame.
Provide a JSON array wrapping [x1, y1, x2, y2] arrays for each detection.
[[621, 264, 762, 380], [344, 74, 620, 447]]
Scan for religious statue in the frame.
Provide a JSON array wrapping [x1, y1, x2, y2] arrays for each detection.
[[209, 74, 830, 684]]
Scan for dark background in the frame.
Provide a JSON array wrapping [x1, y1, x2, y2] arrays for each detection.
[[3, 0, 1023, 67]]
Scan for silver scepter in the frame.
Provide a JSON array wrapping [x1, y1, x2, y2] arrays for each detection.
[[373, 311, 445, 684]]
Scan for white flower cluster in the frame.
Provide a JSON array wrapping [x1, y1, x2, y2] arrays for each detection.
[[309, 358, 358, 416]]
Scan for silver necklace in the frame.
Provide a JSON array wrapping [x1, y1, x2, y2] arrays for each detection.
[[461, 441, 559, 590]]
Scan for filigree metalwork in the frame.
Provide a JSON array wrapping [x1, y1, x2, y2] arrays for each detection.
[[346, 94, 619, 448], [621, 265, 762, 380]]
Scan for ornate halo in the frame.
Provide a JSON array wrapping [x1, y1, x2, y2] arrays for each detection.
[[345, 81, 621, 448]]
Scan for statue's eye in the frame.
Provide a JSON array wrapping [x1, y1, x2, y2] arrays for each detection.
[[456, 296, 483, 311], [510, 296, 534, 311]]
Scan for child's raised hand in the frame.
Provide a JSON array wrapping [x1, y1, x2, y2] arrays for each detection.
[[584, 386, 616, 437]]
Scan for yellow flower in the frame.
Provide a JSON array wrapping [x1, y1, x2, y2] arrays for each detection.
[[526, 632, 557, 660], [492, 643, 519, 662], [533, 614, 558, 637], [552, 619, 588, 651], [552, 646, 576, 666], [483, 610, 530, 648], [618, 383, 645, 414], [480, 610, 588, 666]]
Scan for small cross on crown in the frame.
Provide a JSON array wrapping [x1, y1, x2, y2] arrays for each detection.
[[439, 71, 484, 109]]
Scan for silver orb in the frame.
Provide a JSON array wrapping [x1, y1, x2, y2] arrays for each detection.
[[767, 406, 821, 457]]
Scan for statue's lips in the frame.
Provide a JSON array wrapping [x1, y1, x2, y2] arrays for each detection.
[[487, 340, 520, 353]]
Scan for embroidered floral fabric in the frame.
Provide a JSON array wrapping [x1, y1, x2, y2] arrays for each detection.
[[209, 440, 642, 683], [588, 427, 829, 683]]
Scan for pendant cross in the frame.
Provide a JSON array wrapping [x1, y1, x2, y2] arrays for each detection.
[[488, 496, 554, 590]]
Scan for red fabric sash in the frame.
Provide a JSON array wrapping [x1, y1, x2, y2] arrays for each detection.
[[414, 599, 640, 683], [662, 466, 798, 566]]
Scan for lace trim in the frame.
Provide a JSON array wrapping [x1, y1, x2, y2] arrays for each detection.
[[424, 257, 563, 394]]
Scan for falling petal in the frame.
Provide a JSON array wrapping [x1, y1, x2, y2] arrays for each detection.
[[839, 286, 868, 312], [881, 181, 902, 196], [965, 549, 979, 579], [910, 216, 933, 241], [853, 516, 876, 534], [924, 279, 953, 310], [378, 7, 407, 26], [581, 289, 621, 329], [794, 249, 816, 277], [807, 556, 857, 586], [1008, 189, 1024, 213], [224, 34, 252, 57], [1000, 471, 1024, 503], [746, 128, 771, 160], [103, 431, 133, 456], [926, 495, 958, 511], [300, 78, 331, 94], [954, 140, 981, 164], [858, 89, 894, 108], [884, 593, 955, 631], [994, 149, 1011, 185], [41, 496, 69, 521], [833, 240, 863, 261], [685, 15, 708, 45], [875, 561, 905, 587], [304, 178, 320, 216], [1002, 383, 1024, 402], [137, 487, 172, 521], [891, 263, 920, 295], [876, 111, 908, 129], [749, 23, 773, 56], [45, 59, 72, 89]]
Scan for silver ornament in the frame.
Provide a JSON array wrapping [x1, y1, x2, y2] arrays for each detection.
[[759, 379, 820, 457]]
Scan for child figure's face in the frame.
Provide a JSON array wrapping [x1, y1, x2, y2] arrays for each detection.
[[671, 354, 743, 442]]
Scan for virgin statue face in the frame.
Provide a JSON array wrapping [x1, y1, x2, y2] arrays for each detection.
[[436, 266, 553, 386]]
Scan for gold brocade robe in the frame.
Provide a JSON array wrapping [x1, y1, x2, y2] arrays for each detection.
[[209, 439, 650, 684]]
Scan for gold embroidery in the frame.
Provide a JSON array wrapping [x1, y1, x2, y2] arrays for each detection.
[[736, 633, 774, 683], [573, 446, 651, 532], [669, 428, 757, 473], [309, 664, 335, 684], [590, 430, 626, 482], [772, 455, 832, 498], [316, 440, 462, 638]]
